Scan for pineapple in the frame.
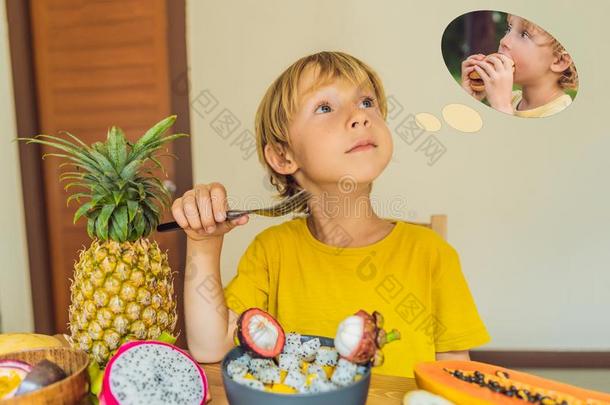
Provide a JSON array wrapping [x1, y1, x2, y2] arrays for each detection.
[[19, 116, 187, 366]]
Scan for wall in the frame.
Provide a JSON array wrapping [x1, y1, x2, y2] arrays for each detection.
[[0, 0, 34, 332], [186, 0, 610, 349]]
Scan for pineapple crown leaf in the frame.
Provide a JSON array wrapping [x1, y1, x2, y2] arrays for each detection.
[[17, 115, 190, 242]]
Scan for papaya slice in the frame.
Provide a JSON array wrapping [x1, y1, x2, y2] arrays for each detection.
[[415, 360, 610, 405]]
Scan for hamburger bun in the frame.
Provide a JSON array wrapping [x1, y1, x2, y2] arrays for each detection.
[[468, 53, 515, 93]]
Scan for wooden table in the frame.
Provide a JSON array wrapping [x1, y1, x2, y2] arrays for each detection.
[[200, 362, 418, 405], [55, 335, 417, 404]]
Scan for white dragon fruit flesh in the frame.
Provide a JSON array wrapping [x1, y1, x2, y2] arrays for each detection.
[[100, 340, 209, 405]]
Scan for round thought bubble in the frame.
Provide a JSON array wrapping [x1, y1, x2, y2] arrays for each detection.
[[442, 103, 483, 133]]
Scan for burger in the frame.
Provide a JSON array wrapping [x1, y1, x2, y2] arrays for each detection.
[[468, 53, 515, 93]]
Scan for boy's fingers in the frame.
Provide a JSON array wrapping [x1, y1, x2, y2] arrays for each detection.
[[495, 54, 514, 69], [195, 187, 216, 233], [209, 183, 228, 222], [486, 55, 504, 72], [171, 198, 189, 229], [474, 60, 495, 78], [473, 65, 491, 83], [182, 193, 203, 230]]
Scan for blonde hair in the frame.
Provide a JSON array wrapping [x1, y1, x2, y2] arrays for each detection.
[[507, 14, 578, 90], [254, 51, 388, 214]]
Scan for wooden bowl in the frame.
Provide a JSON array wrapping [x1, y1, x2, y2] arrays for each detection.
[[0, 347, 90, 404]]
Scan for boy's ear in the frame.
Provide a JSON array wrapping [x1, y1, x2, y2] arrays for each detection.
[[550, 52, 572, 74], [264, 143, 299, 175]]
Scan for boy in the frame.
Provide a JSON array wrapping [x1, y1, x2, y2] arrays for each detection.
[[172, 51, 490, 377], [461, 14, 578, 118]]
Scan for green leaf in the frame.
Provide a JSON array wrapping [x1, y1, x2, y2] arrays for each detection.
[[25, 136, 102, 172], [67, 193, 90, 206], [156, 331, 177, 345], [142, 177, 171, 199], [58, 130, 92, 152], [143, 208, 158, 234], [73, 201, 94, 224], [127, 133, 188, 168], [95, 204, 115, 240], [112, 190, 124, 206], [132, 115, 176, 154], [87, 216, 96, 238], [127, 201, 139, 222], [92, 142, 107, 155], [109, 220, 121, 242], [40, 153, 110, 182], [107, 126, 128, 171], [120, 159, 142, 180], [64, 182, 90, 191], [134, 210, 146, 237], [59, 172, 86, 182], [142, 199, 161, 217], [149, 156, 166, 174], [90, 149, 118, 178], [113, 205, 128, 242]]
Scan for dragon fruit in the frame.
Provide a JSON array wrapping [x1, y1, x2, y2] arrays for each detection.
[[100, 340, 209, 405]]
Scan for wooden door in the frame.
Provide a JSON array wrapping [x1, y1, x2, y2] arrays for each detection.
[[27, 0, 189, 340]]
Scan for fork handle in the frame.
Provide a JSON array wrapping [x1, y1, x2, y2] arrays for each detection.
[[156, 210, 249, 232]]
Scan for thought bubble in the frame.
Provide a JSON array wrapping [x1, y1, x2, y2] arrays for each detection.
[[414, 113, 442, 132], [442, 103, 483, 133]]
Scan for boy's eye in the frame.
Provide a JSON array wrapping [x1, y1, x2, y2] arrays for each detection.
[[360, 97, 376, 108], [521, 30, 530, 38], [314, 102, 332, 114]]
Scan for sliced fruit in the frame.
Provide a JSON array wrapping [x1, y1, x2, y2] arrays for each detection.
[[415, 360, 610, 405], [234, 308, 285, 358], [334, 309, 400, 366], [0, 333, 61, 356], [0, 360, 32, 399]]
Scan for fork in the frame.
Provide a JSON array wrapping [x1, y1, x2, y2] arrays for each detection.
[[156, 189, 311, 232]]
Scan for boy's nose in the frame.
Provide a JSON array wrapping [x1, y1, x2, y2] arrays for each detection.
[[499, 34, 511, 51], [350, 111, 371, 128]]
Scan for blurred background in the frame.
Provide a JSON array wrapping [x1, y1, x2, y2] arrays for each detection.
[[0, 0, 608, 391]]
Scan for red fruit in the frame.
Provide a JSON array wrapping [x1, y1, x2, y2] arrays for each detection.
[[334, 310, 400, 366], [234, 307, 285, 358]]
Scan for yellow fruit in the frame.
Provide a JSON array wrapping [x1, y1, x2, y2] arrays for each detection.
[[0, 333, 62, 356], [0, 370, 23, 399], [267, 383, 297, 394], [305, 373, 319, 386], [322, 365, 334, 379], [19, 116, 185, 368], [68, 239, 177, 366]]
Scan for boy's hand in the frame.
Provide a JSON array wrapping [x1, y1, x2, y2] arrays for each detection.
[[461, 54, 487, 101], [171, 183, 249, 242], [471, 54, 515, 114]]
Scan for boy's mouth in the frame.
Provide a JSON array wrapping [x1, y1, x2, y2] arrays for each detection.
[[346, 138, 377, 153]]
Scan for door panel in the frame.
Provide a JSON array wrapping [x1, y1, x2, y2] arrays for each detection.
[[28, 0, 185, 336]]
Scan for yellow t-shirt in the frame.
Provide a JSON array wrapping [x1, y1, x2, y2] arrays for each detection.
[[511, 90, 572, 118], [223, 216, 491, 378]]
